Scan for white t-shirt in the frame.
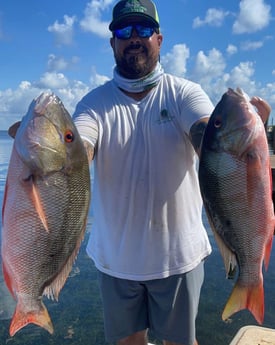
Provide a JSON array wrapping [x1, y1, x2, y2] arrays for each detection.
[[73, 73, 213, 280]]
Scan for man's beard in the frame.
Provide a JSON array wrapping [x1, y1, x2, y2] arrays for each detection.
[[115, 44, 158, 79]]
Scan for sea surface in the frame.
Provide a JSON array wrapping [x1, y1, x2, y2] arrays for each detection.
[[1, 129, 275, 345]]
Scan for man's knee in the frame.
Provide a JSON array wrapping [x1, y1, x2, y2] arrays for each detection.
[[117, 329, 148, 345]]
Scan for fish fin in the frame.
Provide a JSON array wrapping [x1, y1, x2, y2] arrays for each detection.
[[2, 176, 9, 226], [8, 121, 21, 139], [43, 223, 86, 300], [30, 178, 49, 233], [9, 300, 53, 336], [222, 280, 264, 325], [263, 163, 274, 271], [213, 230, 237, 279], [264, 233, 273, 271]]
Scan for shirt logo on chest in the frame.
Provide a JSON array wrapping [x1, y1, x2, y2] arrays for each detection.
[[157, 109, 174, 124]]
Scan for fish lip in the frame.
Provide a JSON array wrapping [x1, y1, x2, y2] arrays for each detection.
[[34, 93, 57, 114]]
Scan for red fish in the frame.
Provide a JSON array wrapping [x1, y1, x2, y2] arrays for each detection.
[[2, 93, 90, 335], [199, 88, 274, 324]]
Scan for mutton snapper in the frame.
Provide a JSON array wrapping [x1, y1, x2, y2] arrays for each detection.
[[199, 88, 274, 324], [1, 93, 90, 336]]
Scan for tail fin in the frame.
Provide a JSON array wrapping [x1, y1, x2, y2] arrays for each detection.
[[9, 300, 53, 336], [222, 280, 264, 325]]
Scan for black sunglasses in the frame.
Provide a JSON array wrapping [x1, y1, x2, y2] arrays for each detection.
[[114, 24, 157, 40]]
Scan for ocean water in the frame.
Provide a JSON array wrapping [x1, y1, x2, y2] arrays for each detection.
[[0, 130, 275, 345]]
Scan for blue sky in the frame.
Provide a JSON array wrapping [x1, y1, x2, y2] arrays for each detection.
[[0, 0, 274, 129]]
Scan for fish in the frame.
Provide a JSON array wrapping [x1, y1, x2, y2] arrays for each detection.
[[1, 93, 90, 336], [199, 88, 275, 324]]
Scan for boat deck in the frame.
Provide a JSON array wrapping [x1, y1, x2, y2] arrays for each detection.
[[229, 326, 275, 345], [271, 155, 275, 170]]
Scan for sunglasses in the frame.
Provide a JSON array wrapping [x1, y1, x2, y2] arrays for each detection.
[[114, 24, 156, 40]]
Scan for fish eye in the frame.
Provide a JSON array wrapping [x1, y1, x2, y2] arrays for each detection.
[[64, 130, 74, 143]]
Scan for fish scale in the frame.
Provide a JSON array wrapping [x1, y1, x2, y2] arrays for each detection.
[[199, 88, 274, 325], [1, 93, 90, 336]]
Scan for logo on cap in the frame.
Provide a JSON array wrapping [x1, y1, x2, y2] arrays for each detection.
[[122, 0, 147, 15], [109, 0, 159, 31]]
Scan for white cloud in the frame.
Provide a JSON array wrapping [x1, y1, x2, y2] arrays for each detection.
[[226, 62, 256, 93], [193, 8, 229, 28], [80, 0, 113, 38], [260, 83, 275, 105], [241, 35, 273, 51], [0, 85, 45, 129], [240, 40, 264, 51], [47, 54, 69, 71], [192, 48, 226, 80], [161, 44, 190, 77], [185, 48, 227, 102], [53, 81, 90, 114], [35, 72, 69, 89], [0, 66, 110, 129], [90, 66, 110, 88], [233, 0, 271, 34], [47, 54, 79, 72], [226, 44, 238, 55], [48, 15, 77, 46]]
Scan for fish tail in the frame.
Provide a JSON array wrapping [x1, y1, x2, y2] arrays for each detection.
[[9, 301, 53, 336], [222, 280, 264, 324]]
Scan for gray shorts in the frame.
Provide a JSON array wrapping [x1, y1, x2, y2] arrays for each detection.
[[97, 261, 204, 344]]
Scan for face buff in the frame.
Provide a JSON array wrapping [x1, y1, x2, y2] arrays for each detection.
[[113, 62, 164, 93]]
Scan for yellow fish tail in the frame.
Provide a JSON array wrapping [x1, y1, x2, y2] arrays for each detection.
[[9, 301, 53, 336], [222, 281, 264, 325]]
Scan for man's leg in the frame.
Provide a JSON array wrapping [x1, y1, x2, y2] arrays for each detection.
[[117, 329, 148, 345], [97, 271, 148, 343], [148, 262, 204, 345], [163, 339, 199, 345]]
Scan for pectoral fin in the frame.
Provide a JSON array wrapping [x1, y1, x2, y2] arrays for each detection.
[[27, 176, 49, 233]]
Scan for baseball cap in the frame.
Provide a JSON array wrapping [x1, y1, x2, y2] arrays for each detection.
[[109, 0, 160, 31]]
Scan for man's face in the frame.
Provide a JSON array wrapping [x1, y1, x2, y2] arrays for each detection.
[[110, 19, 163, 79]]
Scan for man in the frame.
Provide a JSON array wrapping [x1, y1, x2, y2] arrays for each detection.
[[72, 1, 271, 344]]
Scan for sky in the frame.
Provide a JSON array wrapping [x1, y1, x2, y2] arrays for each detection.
[[0, 0, 274, 130]]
